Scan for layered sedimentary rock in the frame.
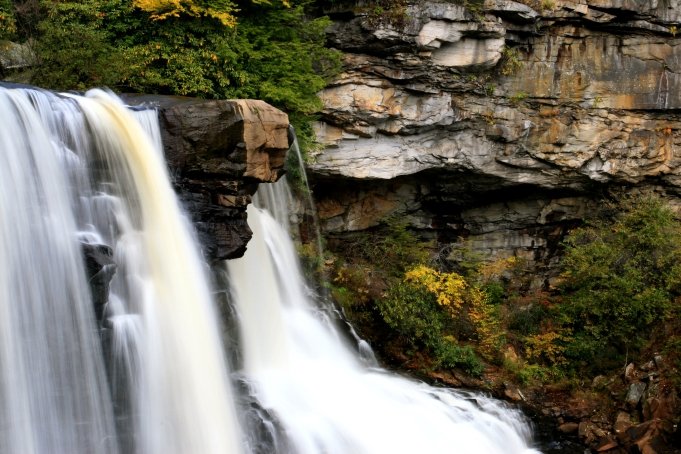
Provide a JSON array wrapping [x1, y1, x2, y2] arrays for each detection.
[[125, 95, 290, 260], [309, 0, 681, 279]]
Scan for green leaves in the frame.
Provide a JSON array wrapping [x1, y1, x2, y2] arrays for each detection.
[[228, 4, 339, 113], [378, 281, 444, 346], [558, 195, 681, 370], [24, 0, 340, 140], [0, 0, 16, 40], [33, 1, 138, 90]]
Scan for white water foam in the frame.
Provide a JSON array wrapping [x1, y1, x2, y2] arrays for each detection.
[[228, 181, 541, 454], [0, 87, 243, 454]]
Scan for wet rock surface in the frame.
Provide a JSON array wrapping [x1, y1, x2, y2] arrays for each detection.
[[124, 95, 290, 261], [309, 0, 681, 281], [80, 242, 116, 325]]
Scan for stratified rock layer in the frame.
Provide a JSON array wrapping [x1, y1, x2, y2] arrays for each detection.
[[309, 0, 681, 279], [125, 95, 289, 260]]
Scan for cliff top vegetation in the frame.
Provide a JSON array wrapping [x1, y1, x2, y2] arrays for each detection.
[[1, 0, 341, 148]]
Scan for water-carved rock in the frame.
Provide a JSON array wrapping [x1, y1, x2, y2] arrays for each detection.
[[124, 95, 290, 261]]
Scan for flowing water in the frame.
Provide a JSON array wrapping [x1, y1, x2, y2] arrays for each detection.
[[0, 87, 242, 454], [228, 180, 541, 454], [1, 84, 542, 454]]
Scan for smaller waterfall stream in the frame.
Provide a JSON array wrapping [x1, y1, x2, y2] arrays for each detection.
[[228, 180, 541, 454]]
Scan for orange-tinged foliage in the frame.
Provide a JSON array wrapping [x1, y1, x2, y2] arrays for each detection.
[[479, 256, 518, 282], [524, 331, 568, 365], [132, 0, 292, 26], [405, 265, 503, 359], [132, 0, 237, 26], [405, 265, 467, 311]]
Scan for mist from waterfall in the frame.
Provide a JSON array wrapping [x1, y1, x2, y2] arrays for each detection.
[[0, 87, 242, 454], [228, 179, 542, 454]]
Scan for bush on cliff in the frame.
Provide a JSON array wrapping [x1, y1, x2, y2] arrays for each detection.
[[556, 194, 681, 372], [329, 195, 681, 384], [10, 0, 340, 147]]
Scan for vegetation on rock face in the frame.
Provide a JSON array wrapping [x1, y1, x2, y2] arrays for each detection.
[[556, 195, 681, 372], [4, 0, 340, 147], [327, 195, 681, 389], [0, 0, 16, 40], [328, 218, 519, 378]]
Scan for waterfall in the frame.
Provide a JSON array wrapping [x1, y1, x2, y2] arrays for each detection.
[[0, 87, 242, 454], [228, 180, 541, 454], [1, 83, 543, 454]]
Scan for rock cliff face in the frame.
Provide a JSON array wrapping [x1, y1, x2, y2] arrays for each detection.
[[125, 95, 290, 261], [310, 0, 681, 280]]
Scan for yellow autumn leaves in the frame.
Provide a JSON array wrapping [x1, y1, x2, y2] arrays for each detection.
[[403, 263, 508, 358], [133, 0, 291, 27], [405, 265, 467, 310]]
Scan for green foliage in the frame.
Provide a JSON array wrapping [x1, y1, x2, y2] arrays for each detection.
[[227, 2, 339, 114], [132, 0, 241, 26], [504, 360, 562, 385], [432, 338, 483, 376], [375, 258, 510, 375], [33, 1, 138, 90], [463, 0, 485, 18], [509, 91, 528, 104], [376, 280, 484, 376], [344, 217, 432, 277], [377, 281, 445, 346], [540, 0, 555, 11], [558, 195, 681, 371], [498, 47, 523, 77], [0, 0, 16, 40], [23, 0, 340, 147], [357, 0, 409, 29], [505, 297, 549, 336]]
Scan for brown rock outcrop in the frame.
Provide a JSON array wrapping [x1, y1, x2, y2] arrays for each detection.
[[124, 95, 289, 260], [308, 0, 681, 281], [308, 7, 681, 448]]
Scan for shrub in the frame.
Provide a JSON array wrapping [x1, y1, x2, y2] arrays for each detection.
[[342, 217, 432, 278], [432, 338, 483, 376], [558, 194, 681, 371], [27, 0, 340, 151], [405, 264, 505, 357], [32, 1, 139, 90], [498, 47, 523, 76], [376, 281, 444, 347], [376, 280, 485, 376]]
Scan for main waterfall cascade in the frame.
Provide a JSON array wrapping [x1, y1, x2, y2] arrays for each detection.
[[1, 84, 541, 454], [228, 180, 542, 454], [0, 87, 242, 454]]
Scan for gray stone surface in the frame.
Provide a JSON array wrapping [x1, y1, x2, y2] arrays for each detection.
[[310, 0, 681, 279]]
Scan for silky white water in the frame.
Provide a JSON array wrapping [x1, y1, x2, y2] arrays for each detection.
[[0, 87, 118, 454], [228, 180, 541, 454], [0, 87, 242, 454]]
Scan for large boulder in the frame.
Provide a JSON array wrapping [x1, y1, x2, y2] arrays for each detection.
[[124, 95, 290, 260]]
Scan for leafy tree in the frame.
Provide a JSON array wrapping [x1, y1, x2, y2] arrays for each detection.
[[377, 280, 484, 375], [558, 194, 681, 370], [33, 1, 138, 90], [15, 0, 340, 144], [378, 281, 445, 347]]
